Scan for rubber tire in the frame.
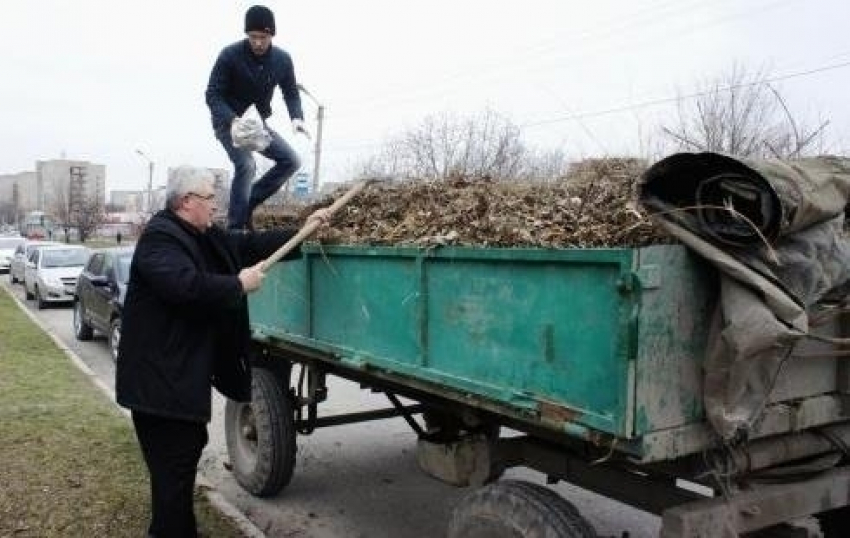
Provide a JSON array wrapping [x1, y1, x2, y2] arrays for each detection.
[[447, 480, 597, 538], [73, 301, 94, 341], [24, 284, 33, 300], [108, 318, 121, 362], [35, 286, 46, 310], [225, 367, 296, 497]]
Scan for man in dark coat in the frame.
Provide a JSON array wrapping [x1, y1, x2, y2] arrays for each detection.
[[116, 165, 327, 537], [206, 4, 309, 231]]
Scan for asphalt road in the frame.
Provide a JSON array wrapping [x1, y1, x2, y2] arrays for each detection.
[[2, 275, 660, 538]]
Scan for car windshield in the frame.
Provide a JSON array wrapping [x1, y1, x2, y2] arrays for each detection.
[[42, 249, 88, 268], [0, 237, 23, 249], [116, 254, 133, 283]]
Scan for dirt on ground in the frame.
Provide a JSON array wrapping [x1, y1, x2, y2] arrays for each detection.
[[255, 160, 673, 248]]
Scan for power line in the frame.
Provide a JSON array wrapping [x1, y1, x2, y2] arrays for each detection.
[[320, 58, 850, 157], [521, 60, 850, 129]]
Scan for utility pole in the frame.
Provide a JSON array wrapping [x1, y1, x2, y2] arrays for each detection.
[[135, 149, 154, 215], [313, 104, 324, 194], [297, 84, 325, 195]]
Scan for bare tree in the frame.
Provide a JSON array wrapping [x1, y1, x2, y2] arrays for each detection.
[[516, 147, 571, 182], [0, 184, 23, 228], [73, 200, 106, 243], [0, 201, 16, 227], [360, 110, 528, 181], [49, 169, 105, 243], [355, 109, 581, 182], [661, 64, 828, 158]]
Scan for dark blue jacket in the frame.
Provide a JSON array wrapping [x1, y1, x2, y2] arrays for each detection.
[[205, 39, 304, 134], [115, 209, 299, 422]]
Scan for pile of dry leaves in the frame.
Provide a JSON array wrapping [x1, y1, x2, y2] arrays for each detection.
[[255, 169, 673, 249]]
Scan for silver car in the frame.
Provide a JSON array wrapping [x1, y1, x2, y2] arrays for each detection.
[[9, 240, 60, 284], [0, 236, 25, 273], [23, 245, 90, 309]]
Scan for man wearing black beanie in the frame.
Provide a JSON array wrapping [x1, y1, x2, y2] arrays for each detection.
[[206, 5, 309, 231]]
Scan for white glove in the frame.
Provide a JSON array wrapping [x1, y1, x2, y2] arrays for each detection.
[[231, 106, 271, 151], [292, 118, 311, 139]]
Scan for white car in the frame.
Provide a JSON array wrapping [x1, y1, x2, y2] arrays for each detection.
[[9, 240, 59, 284], [24, 245, 90, 309], [0, 236, 25, 273]]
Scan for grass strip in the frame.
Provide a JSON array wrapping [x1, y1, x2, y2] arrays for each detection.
[[0, 287, 247, 537]]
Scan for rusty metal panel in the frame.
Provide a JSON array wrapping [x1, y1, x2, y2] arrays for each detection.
[[251, 243, 850, 461], [251, 245, 639, 436], [633, 246, 715, 435]]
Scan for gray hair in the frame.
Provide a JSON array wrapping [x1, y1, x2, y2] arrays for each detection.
[[166, 165, 214, 210]]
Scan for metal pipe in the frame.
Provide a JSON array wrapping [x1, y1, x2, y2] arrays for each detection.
[[295, 404, 425, 430], [725, 423, 850, 474]]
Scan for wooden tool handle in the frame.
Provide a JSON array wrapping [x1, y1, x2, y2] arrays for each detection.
[[260, 179, 371, 271]]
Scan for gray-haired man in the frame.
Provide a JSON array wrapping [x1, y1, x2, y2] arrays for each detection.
[[116, 166, 326, 536]]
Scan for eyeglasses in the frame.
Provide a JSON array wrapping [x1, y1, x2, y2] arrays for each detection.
[[186, 192, 216, 202]]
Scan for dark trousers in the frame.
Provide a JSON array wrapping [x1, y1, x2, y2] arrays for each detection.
[[132, 411, 208, 538]]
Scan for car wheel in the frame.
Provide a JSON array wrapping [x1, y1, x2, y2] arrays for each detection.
[[35, 286, 46, 310], [109, 318, 121, 362], [73, 301, 94, 341], [10, 272, 17, 284], [25, 284, 33, 300]]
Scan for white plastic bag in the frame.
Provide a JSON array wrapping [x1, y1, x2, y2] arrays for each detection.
[[230, 105, 271, 151]]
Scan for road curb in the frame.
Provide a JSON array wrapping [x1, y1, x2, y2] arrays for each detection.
[[3, 283, 267, 538]]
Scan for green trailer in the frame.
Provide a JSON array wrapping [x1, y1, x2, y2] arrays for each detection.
[[226, 243, 850, 537]]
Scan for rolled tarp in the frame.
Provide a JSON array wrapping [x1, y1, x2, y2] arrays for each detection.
[[639, 152, 850, 247], [638, 152, 850, 442]]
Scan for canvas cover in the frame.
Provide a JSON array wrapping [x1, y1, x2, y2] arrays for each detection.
[[639, 152, 850, 441]]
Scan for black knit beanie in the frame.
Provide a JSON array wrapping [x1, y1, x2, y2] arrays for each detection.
[[245, 5, 276, 35]]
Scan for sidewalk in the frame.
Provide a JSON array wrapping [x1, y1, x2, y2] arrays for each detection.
[[0, 286, 262, 537]]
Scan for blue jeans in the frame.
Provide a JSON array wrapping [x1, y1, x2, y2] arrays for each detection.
[[216, 126, 301, 230]]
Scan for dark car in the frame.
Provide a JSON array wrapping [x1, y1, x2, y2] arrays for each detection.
[[73, 246, 134, 361]]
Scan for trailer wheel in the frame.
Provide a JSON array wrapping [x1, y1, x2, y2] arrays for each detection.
[[447, 480, 597, 538], [225, 367, 296, 497]]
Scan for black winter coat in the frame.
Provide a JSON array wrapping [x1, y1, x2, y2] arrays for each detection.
[[205, 39, 303, 134], [115, 210, 298, 422]]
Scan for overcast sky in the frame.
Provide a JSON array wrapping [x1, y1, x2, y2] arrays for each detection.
[[1, 0, 848, 194]]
